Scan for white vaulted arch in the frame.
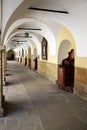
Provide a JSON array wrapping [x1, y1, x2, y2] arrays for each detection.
[[3, 18, 56, 55], [5, 30, 41, 55]]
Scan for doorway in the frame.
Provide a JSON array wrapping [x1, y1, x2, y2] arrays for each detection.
[[33, 47, 38, 70], [58, 40, 75, 92]]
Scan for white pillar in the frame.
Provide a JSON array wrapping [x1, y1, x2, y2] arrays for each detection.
[[0, 45, 5, 117]]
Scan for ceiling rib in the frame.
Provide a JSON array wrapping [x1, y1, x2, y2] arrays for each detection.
[[29, 7, 69, 14]]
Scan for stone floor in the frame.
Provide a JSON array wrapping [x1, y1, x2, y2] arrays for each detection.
[[0, 61, 87, 130]]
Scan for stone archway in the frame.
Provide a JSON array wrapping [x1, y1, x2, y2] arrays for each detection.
[[7, 50, 15, 60], [58, 40, 75, 92]]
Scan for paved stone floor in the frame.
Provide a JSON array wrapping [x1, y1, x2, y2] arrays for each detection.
[[0, 61, 87, 130]]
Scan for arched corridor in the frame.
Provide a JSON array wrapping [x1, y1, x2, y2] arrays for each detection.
[[1, 61, 87, 130], [0, 0, 87, 129]]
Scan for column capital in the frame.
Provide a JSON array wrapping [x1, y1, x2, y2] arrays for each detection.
[[0, 45, 5, 52]]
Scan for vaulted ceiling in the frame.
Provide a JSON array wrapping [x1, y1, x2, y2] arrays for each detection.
[[1, 0, 87, 57]]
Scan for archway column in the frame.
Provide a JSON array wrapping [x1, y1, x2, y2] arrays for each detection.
[[2, 51, 7, 86], [19, 56, 22, 63], [27, 48, 31, 68], [0, 45, 5, 117]]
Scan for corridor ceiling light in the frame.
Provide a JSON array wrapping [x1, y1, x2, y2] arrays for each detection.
[[14, 35, 32, 38], [29, 7, 69, 14], [16, 41, 27, 42], [12, 40, 27, 42], [25, 32, 29, 37], [14, 33, 32, 38], [18, 27, 42, 31]]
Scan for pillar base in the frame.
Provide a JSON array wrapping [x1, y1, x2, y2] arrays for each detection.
[[0, 95, 5, 117], [0, 108, 4, 117], [3, 81, 5, 86], [3, 78, 6, 86], [2, 95, 5, 108]]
